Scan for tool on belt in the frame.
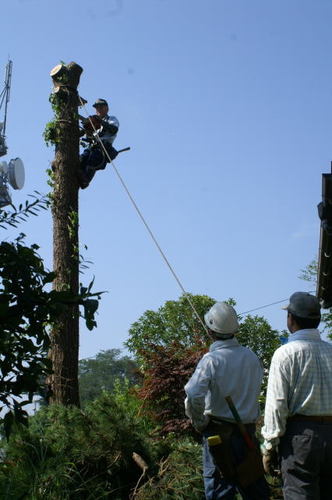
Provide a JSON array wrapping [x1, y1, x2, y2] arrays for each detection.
[[208, 395, 265, 488]]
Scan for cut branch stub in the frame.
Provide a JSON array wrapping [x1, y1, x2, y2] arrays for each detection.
[[50, 64, 67, 81], [50, 62, 83, 90], [66, 62, 83, 88]]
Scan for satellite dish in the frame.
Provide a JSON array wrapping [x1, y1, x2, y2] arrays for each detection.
[[7, 158, 24, 190]]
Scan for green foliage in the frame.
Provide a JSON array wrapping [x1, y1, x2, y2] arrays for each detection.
[[0, 393, 154, 499], [79, 349, 141, 406], [238, 315, 280, 368], [0, 233, 103, 436], [68, 209, 78, 238], [46, 167, 55, 193], [49, 88, 68, 117], [125, 293, 214, 433], [112, 379, 154, 436], [0, 192, 48, 230], [135, 438, 204, 500], [237, 314, 281, 393], [44, 69, 71, 147], [127, 294, 282, 435], [78, 278, 103, 330], [0, 197, 102, 436], [299, 259, 332, 339], [299, 259, 318, 282], [0, 234, 55, 436], [68, 210, 79, 261], [43, 120, 58, 147], [323, 313, 332, 338], [125, 293, 215, 362]]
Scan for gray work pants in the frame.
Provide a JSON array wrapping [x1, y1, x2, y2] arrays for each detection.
[[279, 420, 332, 499]]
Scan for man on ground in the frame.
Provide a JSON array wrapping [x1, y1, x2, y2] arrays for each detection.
[[261, 291, 332, 499], [185, 301, 270, 499]]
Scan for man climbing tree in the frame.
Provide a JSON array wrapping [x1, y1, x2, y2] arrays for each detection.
[[78, 98, 119, 189]]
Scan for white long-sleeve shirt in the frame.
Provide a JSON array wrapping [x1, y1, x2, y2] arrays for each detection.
[[184, 338, 263, 430], [261, 329, 332, 451]]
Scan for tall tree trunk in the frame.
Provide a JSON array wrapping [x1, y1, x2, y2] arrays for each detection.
[[49, 62, 83, 406]]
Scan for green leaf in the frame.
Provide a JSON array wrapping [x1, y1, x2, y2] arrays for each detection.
[[3, 411, 14, 440]]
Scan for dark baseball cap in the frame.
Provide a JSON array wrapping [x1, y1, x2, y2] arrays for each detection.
[[283, 292, 321, 319], [93, 98, 108, 107]]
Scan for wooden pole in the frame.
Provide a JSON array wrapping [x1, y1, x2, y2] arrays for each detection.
[[49, 61, 83, 406]]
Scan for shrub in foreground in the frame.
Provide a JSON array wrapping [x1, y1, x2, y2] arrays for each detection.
[[135, 438, 203, 500], [0, 392, 153, 499]]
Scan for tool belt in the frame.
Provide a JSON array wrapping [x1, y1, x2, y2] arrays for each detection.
[[206, 420, 237, 482], [210, 417, 255, 429], [288, 414, 332, 423], [206, 419, 264, 488]]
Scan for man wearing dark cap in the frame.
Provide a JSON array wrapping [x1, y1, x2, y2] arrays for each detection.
[[92, 99, 119, 143], [261, 292, 332, 499], [79, 98, 119, 189]]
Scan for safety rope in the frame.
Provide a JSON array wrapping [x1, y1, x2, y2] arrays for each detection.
[[239, 290, 316, 316], [240, 298, 288, 316], [79, 98, 210, 335]]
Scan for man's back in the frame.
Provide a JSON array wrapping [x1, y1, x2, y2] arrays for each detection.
[[208, 341, 262, 421], [185, 338, 263, 424], [270, 329, 332, 416], [185, 301, 270, 500]]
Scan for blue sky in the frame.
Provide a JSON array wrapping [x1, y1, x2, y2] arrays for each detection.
[[0, 0, 330, 358]]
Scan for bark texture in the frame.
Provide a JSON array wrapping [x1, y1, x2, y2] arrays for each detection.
[[49, 62, 82, 406]]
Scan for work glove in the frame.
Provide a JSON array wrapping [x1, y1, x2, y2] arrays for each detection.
[[193, 414, 210, 433], [262, 448, 279, 477]]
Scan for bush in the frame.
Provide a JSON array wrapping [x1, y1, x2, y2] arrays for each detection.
[[138, 341, 206, 436], [79, 349, 141, 407], [135, 438, 204, 500], [0, 392, 154, 499]]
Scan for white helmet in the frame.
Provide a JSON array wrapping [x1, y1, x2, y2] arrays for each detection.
[[204, 302, 239, 335]]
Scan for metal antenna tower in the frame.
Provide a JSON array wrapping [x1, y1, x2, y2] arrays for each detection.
[[0, 60, 13, 157], [0, 60, 25, 207]]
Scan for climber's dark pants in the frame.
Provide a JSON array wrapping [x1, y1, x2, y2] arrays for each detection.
[[79, 142, 118, 187]]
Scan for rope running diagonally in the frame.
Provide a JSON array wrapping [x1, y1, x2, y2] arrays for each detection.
[[78, 98, 210, 335], [78, 100, 315, 328], [239, 291, 316, 316]]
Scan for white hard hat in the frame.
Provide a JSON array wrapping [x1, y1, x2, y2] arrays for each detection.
[[204, 302, 239, 335]]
